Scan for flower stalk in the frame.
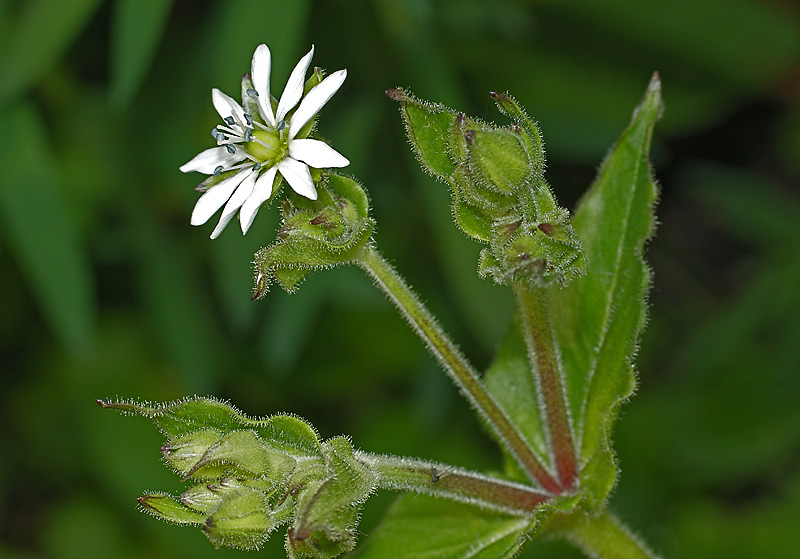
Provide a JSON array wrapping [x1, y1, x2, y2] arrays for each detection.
[[357, 452, 548, 515], [357, 244, 561, 494], [513, 283, 577, 490]]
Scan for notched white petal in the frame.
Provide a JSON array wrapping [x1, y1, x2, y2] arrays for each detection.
[[289, 69, 347, 139], [251, 44, 275, 127], [289, 138, 349, 169], [278, 157, 317, 200], [212, 88, 246, 127], [240, 166, 279, 234], [210, 170, 258, 239], [179, 146, 244, 174], [276, 45, 315, 122], [190, 169, 249, 226]]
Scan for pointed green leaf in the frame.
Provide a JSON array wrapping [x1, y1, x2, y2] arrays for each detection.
[[353, 495, 531, 559], [549, 74, 663, 504], [484, 76, 662, 506], [110, 0, 174, 107], [0, 103, 95, 352]]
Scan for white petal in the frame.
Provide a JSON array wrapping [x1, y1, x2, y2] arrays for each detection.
[[190, 168, 249, 226], [212, 88, 246, 127], [289, 138, 349, 168], [276, 45, 314, 122], [240, 166, 278, 234], [210, 170, 258, 239], [288, 69, 346, 139], [278, 157, 317, 200], [251, 44, 275, 127], [179, 146, 245, 174]]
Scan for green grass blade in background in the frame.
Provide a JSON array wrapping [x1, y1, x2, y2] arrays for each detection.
[[549, 75, 662, 505], [353, 495, 530, 559], [109, 0, 175, 107], [0, 103, 95, 353], [0, 0, 104, 107]]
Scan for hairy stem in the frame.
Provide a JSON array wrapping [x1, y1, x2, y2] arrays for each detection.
[[514, 284, 577, 490], [357, 244, 561, 494], [358, 452, 548, 516], [554, 510, 662, 559]]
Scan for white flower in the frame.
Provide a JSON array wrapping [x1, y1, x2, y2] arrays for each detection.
[[180, 44, 349, 239]]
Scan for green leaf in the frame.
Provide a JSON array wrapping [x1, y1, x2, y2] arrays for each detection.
[[0, 103, 95, 353], [352, 495, 531, 559], [110, 0, 174, 107], [0, 0, 104, 107], [549, 73, 662, 504]]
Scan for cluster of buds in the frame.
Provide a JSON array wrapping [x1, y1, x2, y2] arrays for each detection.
[[98, 398, 377, 558], [387, 89, 586, 287], [252, 172, 374, 298]]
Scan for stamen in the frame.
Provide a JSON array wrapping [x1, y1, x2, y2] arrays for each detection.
[[253, 121, 269, 131], [214, 165, 224, 175], [246, 88, 259, 98], [224, 116, 235, 126], [225, 144, 236, 154]]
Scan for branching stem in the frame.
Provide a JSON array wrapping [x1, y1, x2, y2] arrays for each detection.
[[357, 452, 548, 515], [357, 244, 561, 494]]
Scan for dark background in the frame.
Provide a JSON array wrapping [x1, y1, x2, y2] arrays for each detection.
[[1, 0, 799, 557]]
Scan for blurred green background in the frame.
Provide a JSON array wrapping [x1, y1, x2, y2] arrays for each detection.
[[1, 0, 799, 557]]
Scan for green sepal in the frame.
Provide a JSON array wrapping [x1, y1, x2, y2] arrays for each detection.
[[479, 217, 587, 288], [386, 88, 459, 179], [181, 477, 277, 515], [202, 487, 276, 550], [98, 396, 324, 459], [252, 173, 375, 297], [165, 429, 297, 482], [138, 493, 206, 525], [465, 127, 531, 196]]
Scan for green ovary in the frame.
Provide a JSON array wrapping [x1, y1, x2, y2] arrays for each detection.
[[246, 129, 285, 164]]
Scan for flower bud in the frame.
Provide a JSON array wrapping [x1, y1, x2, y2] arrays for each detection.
[[389, 88, 587, 287], [464, 127, 531, 197], [252, 173, 375, 298], [161, 428, 223, 478], [202, 488, 277, 550], [288, 437, 378, 559]]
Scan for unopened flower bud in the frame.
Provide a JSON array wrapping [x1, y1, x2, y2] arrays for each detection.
[[202, 488, 276, 550], [464, 127, 531, 196]]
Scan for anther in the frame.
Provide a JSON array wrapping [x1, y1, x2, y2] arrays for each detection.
[[246, 88, 259, 98], [244, 113, 253, 126], [225, 144, 236, 154], [243, 128, 253, 142], [224, 116, 235, 126], [214, 165, 223, 175], [276, 119, 286, 131], [252, 162, 262, 171]]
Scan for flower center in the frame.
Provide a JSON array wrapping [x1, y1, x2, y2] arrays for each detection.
[[246, 129, 285, 164]]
